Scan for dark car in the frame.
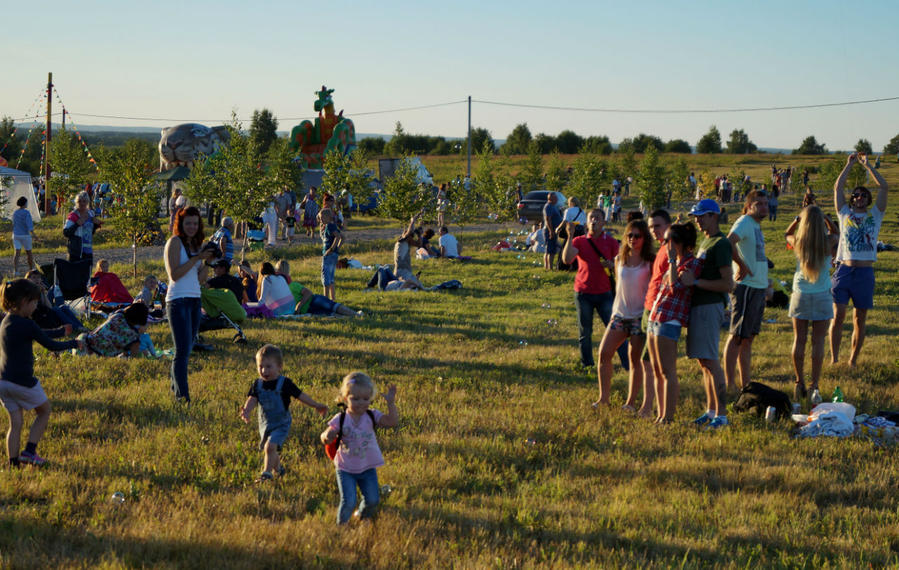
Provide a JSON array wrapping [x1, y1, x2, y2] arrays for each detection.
[[516, 190, 567, 224]]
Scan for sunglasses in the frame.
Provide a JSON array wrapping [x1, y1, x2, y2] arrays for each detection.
[[626, 233, 643, 239], [851, 192, 868, 199]]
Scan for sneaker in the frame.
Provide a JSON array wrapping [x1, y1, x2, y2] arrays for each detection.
[[692, 412, 713, 426], [276, 465, 286, 477], [256, 471, 273, 483], [18, 451, 47, 466], [706, 416, 729, 430]]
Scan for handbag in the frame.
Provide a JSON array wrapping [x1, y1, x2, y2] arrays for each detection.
[[585, 236, 616, 291]]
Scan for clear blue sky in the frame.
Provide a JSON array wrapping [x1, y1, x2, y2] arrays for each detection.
[[6, 0, 899, 151]]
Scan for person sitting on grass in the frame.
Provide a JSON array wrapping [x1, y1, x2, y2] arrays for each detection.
[[438, 226, 460, 258], [256, 262, 295, 317], [90, 259, 133, 304], [292, 281, 363, 317], [240, 344, 328, 483], [238, 261, 259, 303], [81, 302, 149, 357], [207, 259, 247, 304], [24, 270, 85, 333]]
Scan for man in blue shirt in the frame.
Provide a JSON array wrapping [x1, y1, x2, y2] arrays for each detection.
[[543, 193, 562, 271]]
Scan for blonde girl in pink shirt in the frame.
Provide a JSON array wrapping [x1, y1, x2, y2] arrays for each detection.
[[321, 372, 398, 524]]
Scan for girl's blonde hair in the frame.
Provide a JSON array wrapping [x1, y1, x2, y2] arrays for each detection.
[[275, 260, 290, 277], [794, 205, 829, 283], [95, 259, 109, 274], [339, 371, 376, 400]]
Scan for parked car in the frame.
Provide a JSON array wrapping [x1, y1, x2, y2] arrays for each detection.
[[516, 190, 567, 224]]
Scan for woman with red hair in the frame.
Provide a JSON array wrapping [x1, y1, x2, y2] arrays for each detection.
[[165, 206, 215, 403]]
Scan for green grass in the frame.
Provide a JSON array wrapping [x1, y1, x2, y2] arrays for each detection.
[[0, 182, 898, 567]]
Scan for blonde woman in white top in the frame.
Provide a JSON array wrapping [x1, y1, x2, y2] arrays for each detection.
[[595, 219, 655, 414]]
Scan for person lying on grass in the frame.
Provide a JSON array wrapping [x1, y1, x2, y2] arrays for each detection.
[[240, 344, 328, 483], [292, 282, 363, 317], [80, 302, 150, 357]]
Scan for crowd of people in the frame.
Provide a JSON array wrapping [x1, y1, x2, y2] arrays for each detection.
[[565, 153, 888, 426], [0, 154, 891, 525]]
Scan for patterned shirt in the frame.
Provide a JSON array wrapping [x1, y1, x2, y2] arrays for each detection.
[[649, 255, 703, 325]]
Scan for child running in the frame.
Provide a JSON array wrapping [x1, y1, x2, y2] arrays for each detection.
[[321, 372, 398, 524], [239, 344, 328, 482], [0, 279, 82, 467]]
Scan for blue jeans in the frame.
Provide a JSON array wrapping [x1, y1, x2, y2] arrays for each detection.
[[167, 297, 201, 402], [307, 295, 339, 316], [575, 291, 629, 369], [336, 468, 379, 524]]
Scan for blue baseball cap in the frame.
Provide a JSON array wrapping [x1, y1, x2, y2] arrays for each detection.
[[690, 199, 721, 216]]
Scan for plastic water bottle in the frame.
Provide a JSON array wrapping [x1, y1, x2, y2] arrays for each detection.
[[810, 389, 822, 406], [832, 386, 844, 403]]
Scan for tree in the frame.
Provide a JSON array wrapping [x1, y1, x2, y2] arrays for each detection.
[[635, 145, 667, 211], [580, 135, 612, 155], [567, 153, 606, 207], [48, 128, 94, 205], [793, 135, 827, 155], [102, 139, 160, 276], [266, 137, 304, 195], [534, 133, 557, 154], [883, 133, 899, 155], [544, 151, 567, 193], [855, 138, 873, 155], [669, 157, 692, 203], [474, 141, 514, 222], [384, 122, 407, 156], [619, 146, 638, 181], [631, 133, 664, 153], [357, 137, 386, 155], [320, 148, 373, 208], [249, 108, 279, 155], [216, 117, 268, 254], [378, 154, 430, 222], [502, 123, 532, 155], [0, 116, 21, 166], [818, 154, 867, 191], [555, 130, 584, 154], [464, 127, 494, 155], [725, 129, 757, 154], [664, 139, 692, 154], [519, 141, 544, 191], [696, 126, 722, 154]]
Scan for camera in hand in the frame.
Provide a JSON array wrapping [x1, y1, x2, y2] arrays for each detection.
[[202, 241, 223, 265]]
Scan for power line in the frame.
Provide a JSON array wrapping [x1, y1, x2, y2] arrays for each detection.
[[12, 100, 468, 125], [473, 95, 899, 114]]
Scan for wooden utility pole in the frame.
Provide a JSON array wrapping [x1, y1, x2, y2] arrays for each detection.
[[43, 72, 52, 213]]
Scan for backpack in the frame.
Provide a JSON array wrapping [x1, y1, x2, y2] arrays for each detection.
[[325, 408, 377, 460]]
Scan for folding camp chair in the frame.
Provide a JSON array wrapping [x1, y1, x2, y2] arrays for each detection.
[[199, 288, 247, 344], [47, 258, 93, 318]]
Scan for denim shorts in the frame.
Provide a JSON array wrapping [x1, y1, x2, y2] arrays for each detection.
[[321, 253, 338, 286], [789, 290, 834, 321], [543, 229, 558, 254], [648, 319, 682, 341], [12, 234, 32, 251], [831, 264, 874, 309]]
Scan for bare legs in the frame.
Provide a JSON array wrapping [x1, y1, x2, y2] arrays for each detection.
[[697, 358, 727, 417], [5, 401, 51, 462], [596, 328, 647, 411], [263, 439, 281, 475], [724, 334, 755, 390], [649, 334, 679, 421], [830, 303, 867, 367]]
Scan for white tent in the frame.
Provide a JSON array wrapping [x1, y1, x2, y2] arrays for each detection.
[[0, 166, 41, 223]]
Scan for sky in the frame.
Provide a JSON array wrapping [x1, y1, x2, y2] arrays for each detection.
[[5, 0, 899, 151]]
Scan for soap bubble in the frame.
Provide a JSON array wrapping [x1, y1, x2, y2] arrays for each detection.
[[524, 438, 537, 446], [541, 303, 551, 309], [546, 319, 558, 326], [110, 492, 125, 504], [380, 485, 393, 497], [519, 340, 528, 346]]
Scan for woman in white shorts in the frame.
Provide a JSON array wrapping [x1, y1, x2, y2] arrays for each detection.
[[785, 205, 839, 402], [11, 197, 35, 276]]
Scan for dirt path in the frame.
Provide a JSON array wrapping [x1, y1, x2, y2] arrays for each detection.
[[0, 222, 512, 276]]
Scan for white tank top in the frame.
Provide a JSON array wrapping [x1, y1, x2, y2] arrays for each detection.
[[166, 239, 201, 300], [611, 260, 651, 320]]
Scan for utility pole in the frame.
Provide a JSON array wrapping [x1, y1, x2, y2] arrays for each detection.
[[466, 95, 471, 179], [43, 72, 52, 214]]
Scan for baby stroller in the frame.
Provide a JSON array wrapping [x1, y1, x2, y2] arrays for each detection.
[[199, 288, 247, 344]]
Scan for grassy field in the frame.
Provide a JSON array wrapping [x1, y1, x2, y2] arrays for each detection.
[[0, 155, 898, 567]]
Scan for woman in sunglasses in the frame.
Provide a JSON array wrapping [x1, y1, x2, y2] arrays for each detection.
[[830, 153, 888, 367], [595, 219, 655, 415]]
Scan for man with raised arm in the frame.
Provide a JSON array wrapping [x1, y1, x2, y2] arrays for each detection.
[[829, 153, 888, 367]]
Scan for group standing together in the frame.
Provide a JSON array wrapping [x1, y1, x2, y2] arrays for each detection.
[[568, 153, 888, 425]]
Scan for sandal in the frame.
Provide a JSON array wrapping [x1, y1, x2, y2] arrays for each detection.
[[621, 404, 637, 413], [793, 383, 807, 402]]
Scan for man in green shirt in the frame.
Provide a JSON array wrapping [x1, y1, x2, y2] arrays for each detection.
[[687, 199, 734, 429]]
